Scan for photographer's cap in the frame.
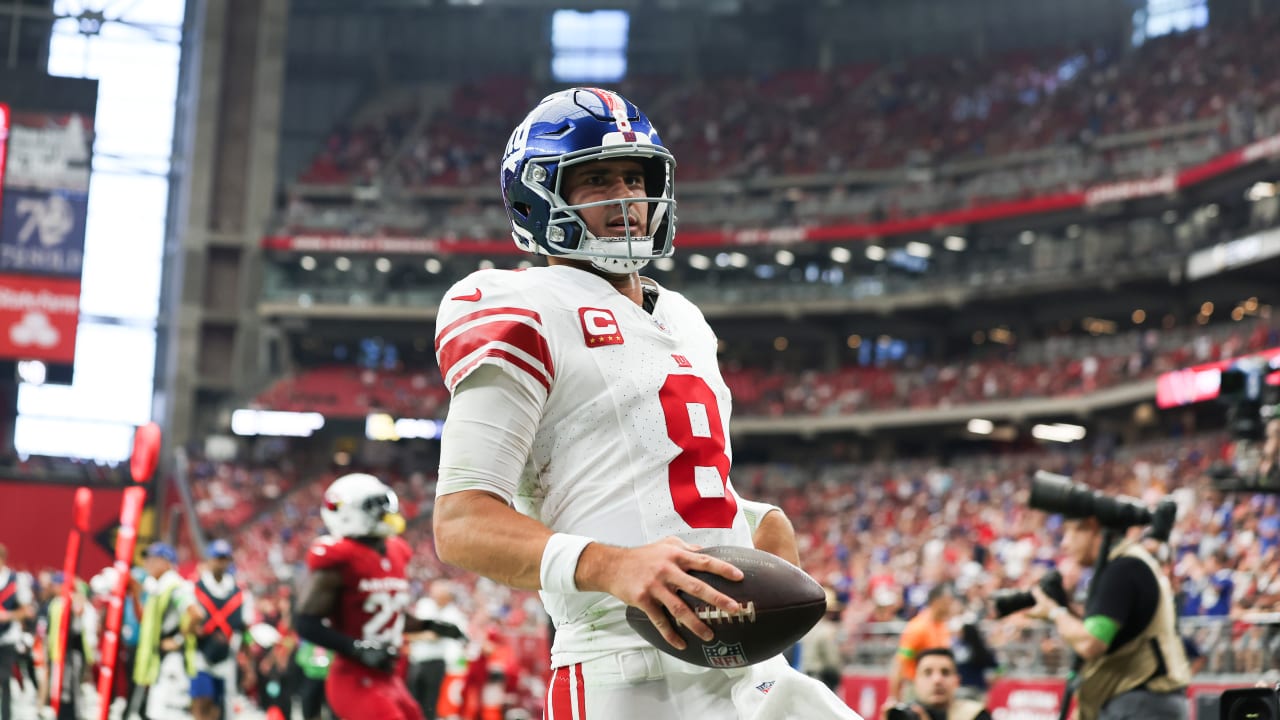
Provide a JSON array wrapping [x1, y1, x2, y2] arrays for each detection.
[[206, 539, 233, 559], [145, 541, 177, 564]]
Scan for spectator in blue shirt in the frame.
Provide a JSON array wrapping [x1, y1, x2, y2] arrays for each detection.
[[1196, 550, 1234, 617]]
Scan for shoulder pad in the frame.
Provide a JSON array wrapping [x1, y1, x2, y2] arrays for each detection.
[[435, 269, 554, 395], [306, 536, 351, 571]]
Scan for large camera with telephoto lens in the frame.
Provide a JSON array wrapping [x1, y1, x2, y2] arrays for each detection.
[[991, 569, 1069, 618], [996, 473, 1175, 618], [1028, 471, 1162, 530]]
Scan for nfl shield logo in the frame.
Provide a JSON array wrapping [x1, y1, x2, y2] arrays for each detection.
[[703, 641, 749, 668]]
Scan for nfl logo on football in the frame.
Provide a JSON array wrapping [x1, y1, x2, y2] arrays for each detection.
[[703, 641, 749, 668]]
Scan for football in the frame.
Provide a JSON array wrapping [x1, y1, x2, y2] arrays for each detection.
[[623, 545, 827, 669]]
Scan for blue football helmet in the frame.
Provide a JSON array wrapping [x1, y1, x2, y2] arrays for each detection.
[[500, 87, 676, 274]]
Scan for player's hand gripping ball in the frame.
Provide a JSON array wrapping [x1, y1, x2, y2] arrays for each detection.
[[624, 546, 827, 668]]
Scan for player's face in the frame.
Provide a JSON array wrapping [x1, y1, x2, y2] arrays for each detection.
[[209, 556, 231, 576], [562, 159, 650, 238], [914, 655, 959, 707]]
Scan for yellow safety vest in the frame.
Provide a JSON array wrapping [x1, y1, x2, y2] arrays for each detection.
[[133, 580, 196, 685], [47, 594, 95, 667]]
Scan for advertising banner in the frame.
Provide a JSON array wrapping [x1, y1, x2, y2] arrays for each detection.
[[0, 110, 91, 362], [0, 273, 80, 363], [986, 677, 1067, 720], [0, 187, 88, 276], [838, 673, 890, 720], [0, 482, 123, 571], [1155, 346, 1280, 408], [2, 111, 92, 192]]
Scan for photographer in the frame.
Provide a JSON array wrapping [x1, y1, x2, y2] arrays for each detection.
[[883, 648, 991, 720], [1024, 514, 1189, 720], [884, 584, 957, 714]]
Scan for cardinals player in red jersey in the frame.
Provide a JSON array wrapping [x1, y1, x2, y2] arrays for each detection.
[[297, 473, 464, 720]]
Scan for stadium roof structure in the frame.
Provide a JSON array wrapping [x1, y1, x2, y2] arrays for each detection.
[[292, 0, 793, 12]]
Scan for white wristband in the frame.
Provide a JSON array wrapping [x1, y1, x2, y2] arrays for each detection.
[[540, 533, 594, 594], [1050, 606, 1068, 622]]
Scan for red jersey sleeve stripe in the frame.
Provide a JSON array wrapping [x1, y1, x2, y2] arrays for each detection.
[[438, 319, 554, 384], [435, 306, 543, 352], [446, 348, 551, 393]]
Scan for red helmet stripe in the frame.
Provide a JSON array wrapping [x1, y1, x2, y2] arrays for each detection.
[[585, 87, 632, 132]]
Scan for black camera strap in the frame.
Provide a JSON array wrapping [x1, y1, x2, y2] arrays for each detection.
[[1057, 528, 1118, 720]]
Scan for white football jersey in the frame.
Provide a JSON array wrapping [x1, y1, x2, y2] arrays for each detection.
[[435, 265, 754, 665]]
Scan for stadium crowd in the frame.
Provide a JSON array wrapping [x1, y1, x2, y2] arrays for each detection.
[[251, 315, 1279, 422], [4, 421, 1279, 718], [281, 15, 1280, 240]]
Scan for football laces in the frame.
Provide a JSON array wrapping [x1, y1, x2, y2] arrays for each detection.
[[695, 601, 757, 624]]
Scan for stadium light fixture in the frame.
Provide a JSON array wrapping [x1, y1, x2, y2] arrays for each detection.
[[905, 241, 932, 258], [715, 252, 732, 268], [375, 257, 392, 272], [1031, 423, 1087, 443], [299, 255, 317, 271], [775, 249, 795, 266], [231, 409, 325, 438], [967, 418, 994, 435], [1083, 317, 1117, 335], [1246, 182, 1278, 201], [830, 246, 852, 263], [688, 253, 711, 270], [1018, 231, 1036, 245], [424, 258, 443, 274], [654, 257, 675, 272], [334, 256, 351, 272], [478, 259, 495, 270], [865, 245, 886, 261], [944, 235, 967, 252], [729, 252, 750, 268], [1132, 309, 1146, 324]]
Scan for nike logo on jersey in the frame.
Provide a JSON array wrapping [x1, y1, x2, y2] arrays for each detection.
[[451, 288, 483, 302]]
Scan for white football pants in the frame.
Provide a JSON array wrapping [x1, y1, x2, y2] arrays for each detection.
[[544, 649, 863, 720]]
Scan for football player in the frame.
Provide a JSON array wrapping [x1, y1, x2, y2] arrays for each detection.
[[432, 88, 860, 719], [297, 473, 463, 720]]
